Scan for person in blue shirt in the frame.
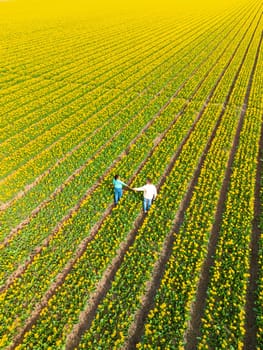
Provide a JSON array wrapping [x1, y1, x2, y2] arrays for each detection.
[[113, 175, 129, 205]]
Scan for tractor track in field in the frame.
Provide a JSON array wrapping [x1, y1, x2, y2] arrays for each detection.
[[244, 30, 263, 350], [183, 11, 263, 350], [63, 7, 259, 345]]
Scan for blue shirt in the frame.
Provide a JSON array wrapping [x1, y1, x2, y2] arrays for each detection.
[[113, 179, 127, 189]]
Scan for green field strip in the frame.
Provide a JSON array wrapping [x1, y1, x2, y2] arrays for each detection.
[[8, 7, 258, 345], [77, 108, 239, 350], [2, 18, 197, 93], [179, 1, 261, 105], [136, 109, 249, 350], [0, 3, 259, 349], [0, 46, 216, 201], [0, 22, 138, 101], [0, 16, 185, 131], [0, 38, 225, 284], [0, 8, 239, 202], [0, 79, 202, 283], [2, 16, 211, 84], [1, 18, 177, 76], [7, 98, 214, 350], [20, 62, 240, 349], [74, 7, 262, 349], [256, 171, 263, 348], [243, 25, 263, 349], [0, 80, 75, 137], [0, 76, 53, 106], [0, 19, 150, 75]]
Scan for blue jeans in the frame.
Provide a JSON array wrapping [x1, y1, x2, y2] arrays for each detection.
[[114, 188, 123, 204], [143, 198, 152, 212]]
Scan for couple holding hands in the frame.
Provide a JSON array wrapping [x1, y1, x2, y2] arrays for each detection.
[[113, 175, 157, 213]]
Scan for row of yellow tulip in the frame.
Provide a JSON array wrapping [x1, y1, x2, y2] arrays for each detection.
[[0, 18, 167, 109], [1, 2, 261, 349], [2, 15, 202, 141], [0, 90, 172, 281], [0, 0, 245, 293], [14, 93, 215, 349], [0, 20, 222, 240], [256, 32, 263, 341], [257, 180, 263, 348]]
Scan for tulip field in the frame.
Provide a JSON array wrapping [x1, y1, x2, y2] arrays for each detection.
[[0, 0, 262, 349]]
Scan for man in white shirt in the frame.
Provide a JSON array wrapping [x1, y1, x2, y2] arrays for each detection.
[[133, 178, 157, 213]]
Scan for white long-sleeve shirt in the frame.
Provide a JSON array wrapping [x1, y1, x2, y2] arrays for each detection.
[[134, 183, 157, 200]]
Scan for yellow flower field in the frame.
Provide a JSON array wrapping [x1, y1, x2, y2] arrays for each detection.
[[0, 0, 262, 349]]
